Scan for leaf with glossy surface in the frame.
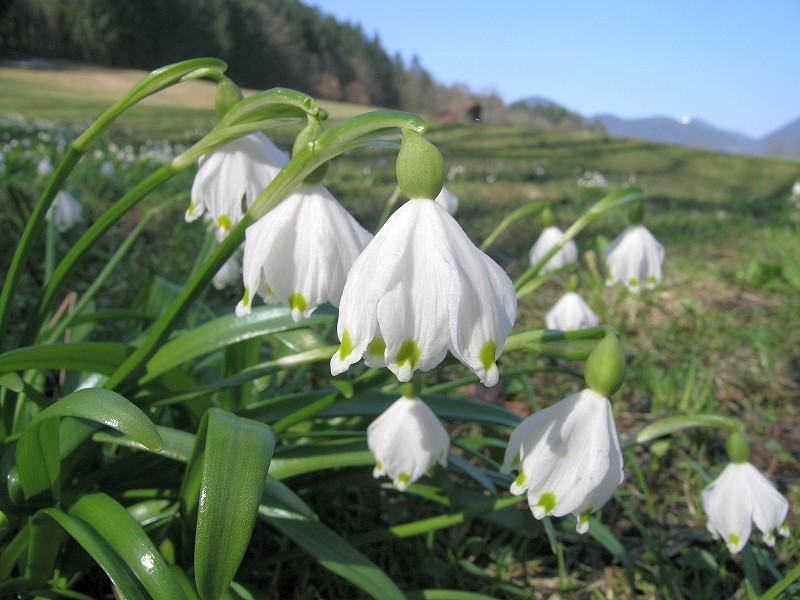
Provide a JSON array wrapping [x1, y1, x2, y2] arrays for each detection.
[[16, 388, 162, 500], [0, 343, 133, 376], [185, 409, 274, 600]]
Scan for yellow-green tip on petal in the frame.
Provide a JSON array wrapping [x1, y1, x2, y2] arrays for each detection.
[[288, 292, 308, 321], [338, 329, 353, 361], [396, 339, 421, 369], [479, 340, 497, 374], [218, 214, 232, 231]]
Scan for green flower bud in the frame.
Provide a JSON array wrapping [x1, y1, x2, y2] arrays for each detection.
[[215, 77, 244, 117], [293, 115, 329, 184], [566, 274, 580, 293], [726, 430, 751, 464], [396, 130, 444, 200], [584, 329, 626, 397], [541, 206, 555, 228], [627, 199, 645, 225]]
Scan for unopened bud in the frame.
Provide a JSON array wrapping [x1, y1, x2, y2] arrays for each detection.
[[584, 330, 626, 397], [628, 199, 645, 225], [215, 77, 244, 117], [541, 207, 555, 228], [726, 430, 751, 464], [396, 130, 444, 200]]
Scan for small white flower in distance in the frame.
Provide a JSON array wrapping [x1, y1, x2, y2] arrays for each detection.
[[236, 184, 372, 322], [500, 388, 624, 533], [100, 161, 115, 177], [545, 292, 600, 331], [212, 253, 242, 290], [435, 185, 459, 215], [187, 132, 288, 237], [367, 396, 449, 491], [330, 199, 517, 386], [46, 190, 82, 233], [529, 226, 578, 273], [37, 156, 53, 177], [701, 462, 790, 554], [604, 225, 665, 292]]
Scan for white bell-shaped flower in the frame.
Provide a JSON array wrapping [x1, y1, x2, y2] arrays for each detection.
[[212, 253, 242, 291], [46, 190, 82, 233], [435, 185, 459, 215], [37, 156, 53, 177], [500, 388, 624, 533], [701, 461, 790, 553], [330, 199, 517, 386], [187, 132, 288, 237], [236, 184, 372, 322], [529, 226, 578, 273], [545, 292, 600, 331], [367, 396, 449, 491], [604, 225, 665, 292]]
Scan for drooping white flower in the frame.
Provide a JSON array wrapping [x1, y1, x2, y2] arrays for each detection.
[[604, 225, 665, 292], [500, 388, 624, 533], [545, 292, 600, 331], [45, 190, 82, 233], [330, 199, 517, 386], [701, 461, 790, 553], [236, 184, 372, 322], [100, 161, 115, 177], [529, 226, 578, 273], [212, 253, 242, 291], [367, 396, 449, 491], [435, 185, 459, 215], [37, 156, 53, 177], [187, 132, 288, 237]]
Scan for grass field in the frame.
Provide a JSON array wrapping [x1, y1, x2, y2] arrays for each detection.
[[1, 61, 798, 598]]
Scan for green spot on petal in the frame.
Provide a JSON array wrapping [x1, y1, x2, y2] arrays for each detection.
[[397, 472, 410, 485], [480, 340, 497, 373], [242, 285, 250, 307], [218, 214, 232, 231], [629, 277, 639, 287], [367, 337, 386, 357], [396, 340, 421, 369], [514, 471, 526, 488], [729, 533, 740, 547], [187, 201, 198, 215], [375, 460, 383, 471], [288, 292, 307, 314], [537, 492, 557, 514], [647, 275, 657, 284], [339, 330, 353, 360]]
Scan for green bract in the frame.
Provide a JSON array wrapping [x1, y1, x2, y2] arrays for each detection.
[[395, 129, 444, 200]]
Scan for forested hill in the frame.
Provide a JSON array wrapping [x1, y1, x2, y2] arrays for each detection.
[[0, 0, 592, 128], [0, 0, 401, 106]]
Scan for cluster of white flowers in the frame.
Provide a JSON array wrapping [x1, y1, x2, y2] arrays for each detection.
[[577, 170, 608, 188], [188, 126, 791, 550]]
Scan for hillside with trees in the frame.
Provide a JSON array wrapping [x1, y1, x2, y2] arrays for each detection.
[[0, 0, 591, 129]]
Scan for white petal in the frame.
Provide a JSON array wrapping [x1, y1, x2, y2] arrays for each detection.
[[435, 185, 459, 215], [740, 463, 790, 545], [529, 226, 578, 273], [502, 389, 623, 528], [545, 292, 600, 331], [701, 463, 754, 553], [367, 396, 449, 490], [604, 225, 665, 292], [190, 132, 287, 232], [240, 184, 371, 322], [46, 191, 82, 233]]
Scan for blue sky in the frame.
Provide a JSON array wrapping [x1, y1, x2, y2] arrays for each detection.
[[309, 0, 800, 138]]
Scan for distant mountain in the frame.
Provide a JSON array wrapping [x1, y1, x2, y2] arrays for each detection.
[[760, 117, 800, 157], [592, 114, 765, 156]]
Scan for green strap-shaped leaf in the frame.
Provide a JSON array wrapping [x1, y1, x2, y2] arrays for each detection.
[[182, 409, 274, 600], [626, 414, 741, 448], [16, 388, 162, 500], [38, 508, 151, 600], [0, 343, 134, 376], [67, 493, 186, 600], [259, 510, 405, 600], [142, 305, 334, 383], [0, 372, 23, 392]]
